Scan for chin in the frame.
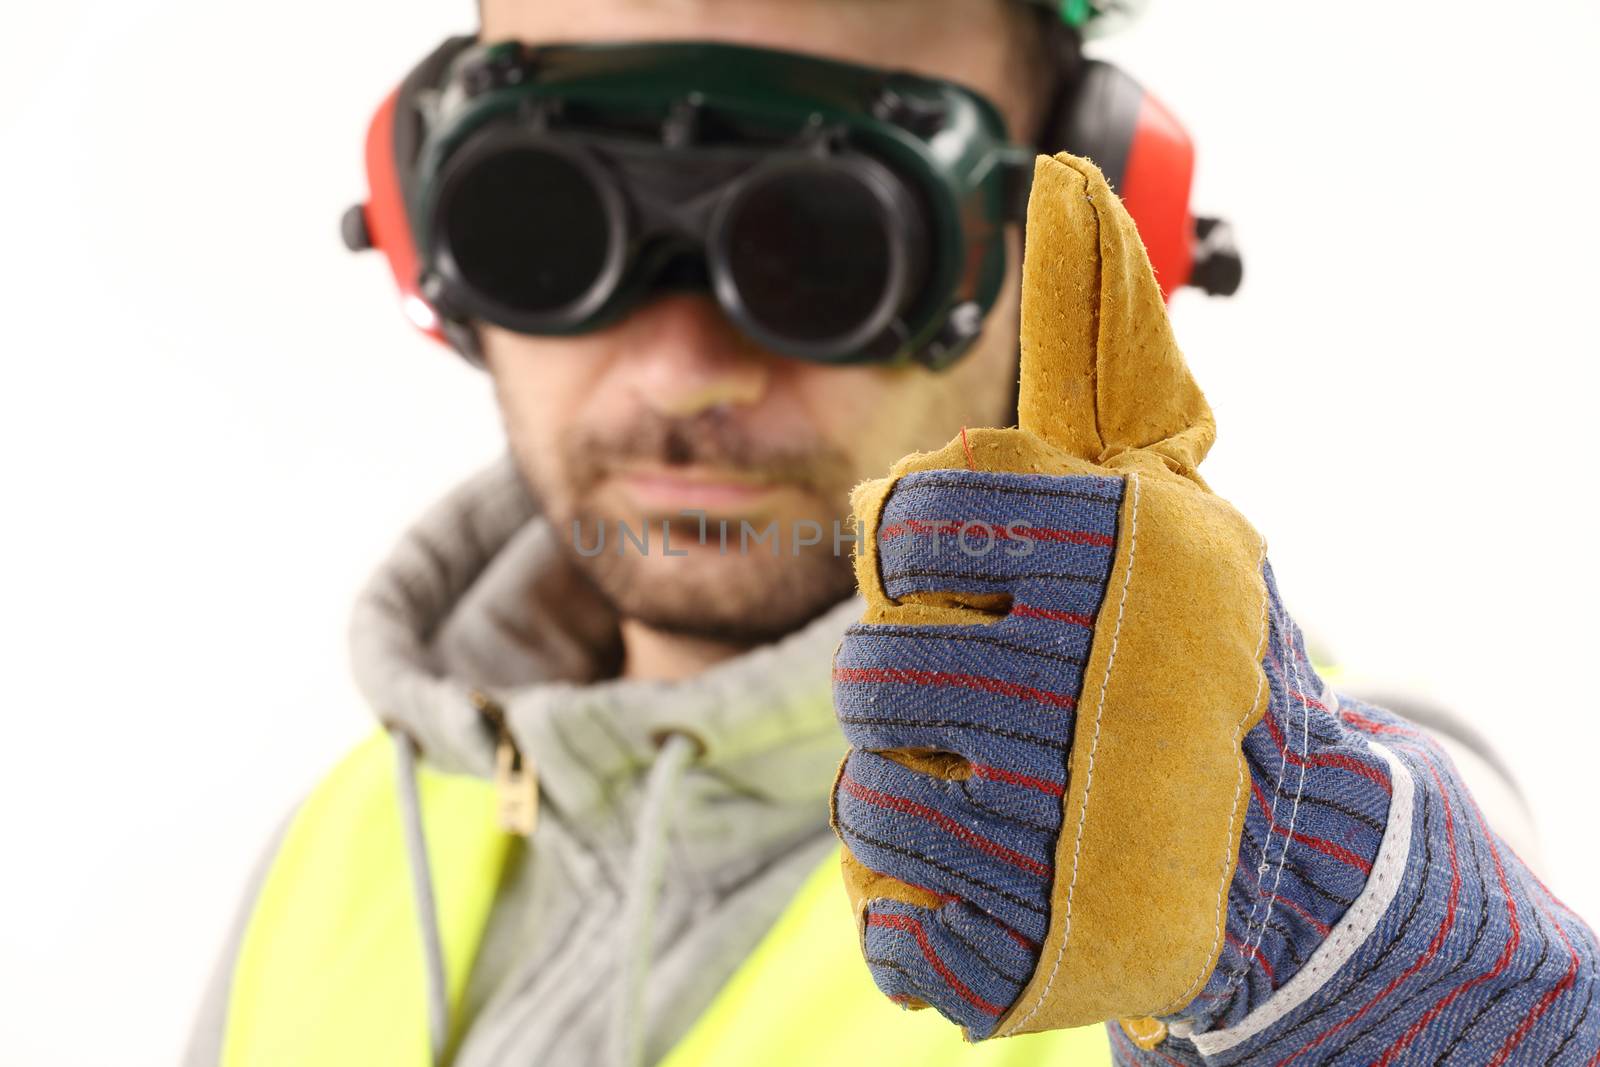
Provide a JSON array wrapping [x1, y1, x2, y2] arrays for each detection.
[[575, 538, 857, 645]]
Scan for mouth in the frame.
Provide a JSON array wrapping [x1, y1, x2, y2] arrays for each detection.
[[608, 464, 794, 514]]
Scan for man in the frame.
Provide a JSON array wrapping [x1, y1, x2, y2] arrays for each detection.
[[187, 1, 1599, 1065]]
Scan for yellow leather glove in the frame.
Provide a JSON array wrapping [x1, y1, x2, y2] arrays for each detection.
[[829, 151, 1277, 1040]]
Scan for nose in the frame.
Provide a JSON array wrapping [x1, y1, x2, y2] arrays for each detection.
[[619, 294, 770, 418]]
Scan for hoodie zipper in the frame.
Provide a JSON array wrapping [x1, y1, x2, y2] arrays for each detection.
[[472, 689, 539, 836]]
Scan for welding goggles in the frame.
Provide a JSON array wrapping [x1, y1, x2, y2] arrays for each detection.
[[344, 37, 1238, 368]]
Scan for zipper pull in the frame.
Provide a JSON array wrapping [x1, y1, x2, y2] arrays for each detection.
[[472, 690, 539, 836]]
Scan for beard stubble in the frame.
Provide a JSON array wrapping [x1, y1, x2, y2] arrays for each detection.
[[538, 408, 862, 646]]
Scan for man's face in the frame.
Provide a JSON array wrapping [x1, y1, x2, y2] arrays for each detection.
[[480, 0, 1039, 645]]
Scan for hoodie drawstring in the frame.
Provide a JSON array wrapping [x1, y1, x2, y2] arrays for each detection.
[[389, 721, 698, 1067], [391, 725, 452, 1066], [610, 731, 697, 1067]]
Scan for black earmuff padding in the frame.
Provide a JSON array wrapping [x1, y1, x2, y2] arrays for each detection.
[[1043, 59, 1144, 194], [392, 36, 479, 224]]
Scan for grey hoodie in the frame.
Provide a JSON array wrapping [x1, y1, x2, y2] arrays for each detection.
[[186, 456, 861, 1067]]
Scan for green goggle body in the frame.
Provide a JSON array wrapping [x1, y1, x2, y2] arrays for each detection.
[[388, 41, 1035, 367]]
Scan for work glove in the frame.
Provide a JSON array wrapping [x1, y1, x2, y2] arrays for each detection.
[[829, 153, 1599, 1063]]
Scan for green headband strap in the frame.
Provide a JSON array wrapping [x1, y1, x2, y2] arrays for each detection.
[[1022, 0, 1147, 35], [1059, 0, 1094, 27]]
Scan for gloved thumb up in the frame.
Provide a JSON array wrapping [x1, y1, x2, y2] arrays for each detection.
[[829, 153, 1273, 1039]]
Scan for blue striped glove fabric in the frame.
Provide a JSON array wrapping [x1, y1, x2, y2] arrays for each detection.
[[833, 470, 1124, 1034]]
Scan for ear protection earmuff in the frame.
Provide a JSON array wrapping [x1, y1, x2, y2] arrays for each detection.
[[342, 36, 1241, 352], [1049, 59, 1240, 300], [343, 36, 477, 347]]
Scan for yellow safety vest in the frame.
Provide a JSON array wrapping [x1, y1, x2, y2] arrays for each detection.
[[221, 733, 1111, 1066]]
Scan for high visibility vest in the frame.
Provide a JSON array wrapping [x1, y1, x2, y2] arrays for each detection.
[[221, 733, 1111, 1067]]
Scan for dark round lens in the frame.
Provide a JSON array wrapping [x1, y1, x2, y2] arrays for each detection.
[[722, 166, 893, 344], [439, 145, 615, 314]]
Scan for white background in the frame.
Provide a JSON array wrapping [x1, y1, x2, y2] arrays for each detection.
[[3, 2, 1597, 1063]]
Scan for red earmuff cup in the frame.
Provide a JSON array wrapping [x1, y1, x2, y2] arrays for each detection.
[[1117, 91, 1196, 301], [363, 88, 443, 341]]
